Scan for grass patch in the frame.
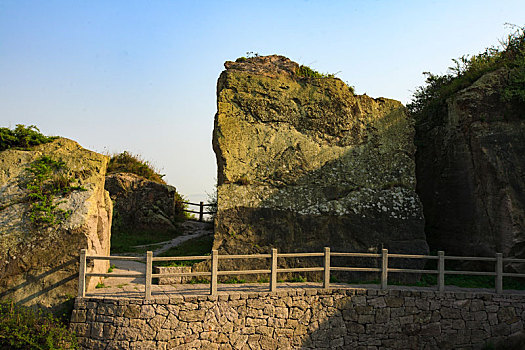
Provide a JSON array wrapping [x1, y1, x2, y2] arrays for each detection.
[[107, 151, 166, 184], [223, 277, 247, 284], [155, 235, 213, 267], [107, 264, 116, 273], [110, 229, 183, 254], [0, 299, 78, 349], [95, 282, 106, 289], [0, 124, 57, 151]]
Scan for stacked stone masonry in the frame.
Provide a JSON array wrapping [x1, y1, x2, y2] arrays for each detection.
[[71, 288, 525, 349]]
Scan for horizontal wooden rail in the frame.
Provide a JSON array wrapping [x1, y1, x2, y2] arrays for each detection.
[[181, 200, 216, 221], [389, 254, 439, 260], [87, 255, 145, 261], [183, 201, 215, 207], [218, 254, 271, 259], [330, 267, 382, 272], [388, 268, 438, 274], [278, 252, 324, 258], [277, 267, 324, 273], [86, 273, 144, 278], [78, 247, 525, 299], [152, 256, 211, 262], [330, 252, 381, 258], [218, 269, 271, 276], [445, 256, 497, 262], [151, 272, 211, 278], [446, 270, 497, 276]]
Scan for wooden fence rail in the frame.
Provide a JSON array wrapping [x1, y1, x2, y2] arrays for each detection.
[[182, 201, 216, 222], [78, 248, 525, 299]]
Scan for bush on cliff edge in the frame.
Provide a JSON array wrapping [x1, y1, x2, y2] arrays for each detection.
[[0, 125, 56, 151], [107, 151, 166, 184]]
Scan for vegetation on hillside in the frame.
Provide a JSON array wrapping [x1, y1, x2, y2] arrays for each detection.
[[408, 25, 525, 126], [0, 125, 56, 151], [26, 156, 86, 226], [107, 151, 166, 184], [0, 300, 78, 349]]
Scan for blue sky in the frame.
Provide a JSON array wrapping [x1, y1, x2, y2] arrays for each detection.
[[1, 0, 524, 202]]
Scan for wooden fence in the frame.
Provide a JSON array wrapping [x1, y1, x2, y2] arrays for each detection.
[[182, 201, 216, 222], [78, 248, 525, 300]]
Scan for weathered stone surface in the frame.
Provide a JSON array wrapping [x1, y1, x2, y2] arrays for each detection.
[[105, 172, 185, 236], [212, 55, 427, 274], [0, 138, 112, 309], [154, 266, 192, 284], [71, 287, 525, 349], [416, 68, 525, 261]]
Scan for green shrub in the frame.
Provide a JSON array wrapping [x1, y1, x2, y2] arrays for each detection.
[[408, 25, 525, 125], [26, 156, 86, 226], [0, 125, 56, 151], [296, 64, 335, 79], [0, 300, 78, 349], [107, 151, 166, 184]]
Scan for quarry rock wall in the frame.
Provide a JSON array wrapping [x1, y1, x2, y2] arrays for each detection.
[[212, 55, 427, 273], [416, 68, 525, 262]]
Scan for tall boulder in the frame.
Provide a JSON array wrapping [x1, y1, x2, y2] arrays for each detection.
[[416, 68, 525, 260], [0, 138, 112, 309], [105, 172, 185, 236], [212, 55, 427, 271]]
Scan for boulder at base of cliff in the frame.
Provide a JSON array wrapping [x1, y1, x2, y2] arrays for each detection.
[[0, 138, 112, 310], [212, 55, 428, 278], [105, 172, 186, 237]]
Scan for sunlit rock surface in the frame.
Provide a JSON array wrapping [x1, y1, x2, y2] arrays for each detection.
[[212, 55, 427, 272], [0, 138, 112, 309]]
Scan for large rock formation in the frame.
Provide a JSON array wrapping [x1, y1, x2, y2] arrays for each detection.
[[212, 55, 427, 272], [0, 138, 112, 309], [105, 172, 185, 236], [416, 68, 525, 260]]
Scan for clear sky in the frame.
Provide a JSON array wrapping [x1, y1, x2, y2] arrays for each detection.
[[1, 0, 524, 202]]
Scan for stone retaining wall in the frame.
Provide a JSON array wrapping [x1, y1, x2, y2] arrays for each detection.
[[70, 288, 525, 349]]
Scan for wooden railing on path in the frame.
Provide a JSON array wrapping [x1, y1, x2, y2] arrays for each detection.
[[78, 248, 524, 300], [182, 201, 215, 222]]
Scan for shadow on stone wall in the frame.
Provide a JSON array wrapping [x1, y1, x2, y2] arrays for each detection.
[[298, 290, 525, 349]]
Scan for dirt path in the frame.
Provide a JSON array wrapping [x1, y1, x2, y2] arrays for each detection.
[[101, 221, 213, 289]]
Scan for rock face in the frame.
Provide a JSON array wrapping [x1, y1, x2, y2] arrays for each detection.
[[416, 68, 525, 260], [213, 55, 427, 272], [0, 138, 112, 309], [105, 172, 185, 236]]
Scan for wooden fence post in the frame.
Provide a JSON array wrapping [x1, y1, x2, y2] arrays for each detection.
[[381, 249, 388, 290], [210, 249, 218, 295], [145, 251, 153, 300], [438, 251, 445, 292], [78, 249, 86, 298], [270, 248, 277, 292], [199, 201, 204, 222], [496, 253, 503, 294], [324, 247, 330, 289]]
